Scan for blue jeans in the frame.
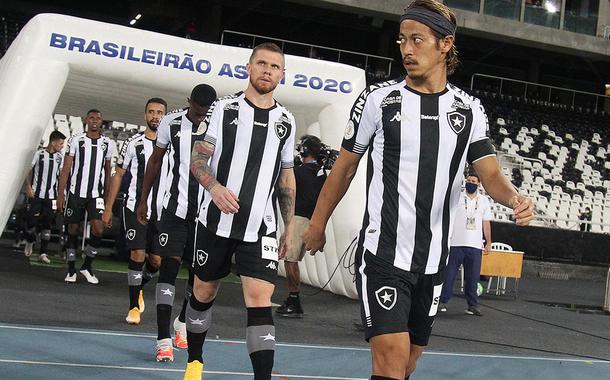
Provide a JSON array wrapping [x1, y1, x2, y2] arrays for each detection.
[[440, 246, 482, 307]]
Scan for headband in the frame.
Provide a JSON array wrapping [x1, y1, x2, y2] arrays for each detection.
[[400, 6, 456, 37]]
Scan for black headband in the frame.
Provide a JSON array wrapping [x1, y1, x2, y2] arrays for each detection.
[[400, 6, 456, 37]]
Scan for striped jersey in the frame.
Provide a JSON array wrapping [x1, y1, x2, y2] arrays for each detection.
[[343, 79, 495, 274], [117, 133, 168, 221], [30, 149, 63, 199], [197, 92, 296, 242], [156, 109, 204, 220], [67, 133, 114, 198]]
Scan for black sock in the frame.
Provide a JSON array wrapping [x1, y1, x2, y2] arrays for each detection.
[[247, 307, 275, 379], [186, 295, 214, 363], [156, 257, 181, 340], [68, 261, 76, 275], [67, 233, 78, 275], [128, 259, 144, 309], [179, 270, 195, 322], [81, 255, 94, 271], [288, 292, 300, 303], [141, 260, 158, 286]]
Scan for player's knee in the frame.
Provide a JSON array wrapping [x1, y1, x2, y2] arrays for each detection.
[[192, 282, 218, 303], [405, 345, 424, 376], [41, 229, 51, 241], [148, 254, 161, 269]]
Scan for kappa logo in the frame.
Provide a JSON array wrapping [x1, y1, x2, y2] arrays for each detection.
[[158, 233, 169, 247], [447, 111, 466, 134], [375, 286, 397, 310], [266, 261, 277, 270], [224, 103, 239, 111], [66, 208, 73, 217], [174, 131, 181, 138], [196, 249, 208, 267], [274, 122, 288, 140], [126, 229, 136, 241], [390, 111, 402, 122], [229, 118, 238, 126], [421, 114, 439, 121]]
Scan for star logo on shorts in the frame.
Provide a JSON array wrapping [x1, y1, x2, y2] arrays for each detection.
[[66, 208, 73, 217], [126, 229, 136, 241], [447, 111, 466, 134], [158, 233, 168, 247], [375, 286, 397, 311], [196, 249, 208, 267]]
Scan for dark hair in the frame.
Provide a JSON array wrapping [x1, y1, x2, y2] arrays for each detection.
[[466, 171, 479, 180], [49, 130, 66, 141], [145, 97, 167, 111], [190, 84, 217, 107], [406, 0, 459, 75], [299, 135, 322, 158], [86, 109, 102, 116], [249, 42, 284, 64]]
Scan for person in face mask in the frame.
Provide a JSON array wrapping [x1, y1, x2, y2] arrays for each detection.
[[439, 171, 493, 316]]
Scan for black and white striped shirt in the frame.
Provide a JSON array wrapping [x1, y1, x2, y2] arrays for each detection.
[[118, 133, 168, 221], [30, 149, 63, 199], [67, 133, 114, 198], [343, 79, 495, 274], [197, 92, 296, 242], [156, 109, 204, 220]]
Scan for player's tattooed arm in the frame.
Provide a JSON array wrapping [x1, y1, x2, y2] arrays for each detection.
[[277, 168, 296, 226], [190, 140, 219, 191]]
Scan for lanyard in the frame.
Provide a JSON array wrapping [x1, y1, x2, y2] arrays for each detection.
[[464, 195, 479, 211]]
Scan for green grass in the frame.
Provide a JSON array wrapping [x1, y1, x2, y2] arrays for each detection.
[[29, 254, 241, 284]]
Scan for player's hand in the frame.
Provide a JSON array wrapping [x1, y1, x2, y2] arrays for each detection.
[[101, 209, 113, 228], [484, 244, 491, 255], [56, 194, 65, 213], [510, 195, 535, 226], [136, 202, 148, 225], [302, 222, 326, 256], [278, 223, 294, 260], [25, 188, 34, 199], [210, 185, 239, 214]]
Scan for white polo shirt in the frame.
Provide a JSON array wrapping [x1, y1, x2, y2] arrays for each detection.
[[450, 191, 493, 249]]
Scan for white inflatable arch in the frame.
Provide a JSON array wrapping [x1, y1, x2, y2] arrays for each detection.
[[0, 14, 368, 298]]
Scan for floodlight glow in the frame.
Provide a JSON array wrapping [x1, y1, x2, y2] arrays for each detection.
[[545, 3, 558, 13], [135, 14, 142, 20], [129, 19, 136, 25]]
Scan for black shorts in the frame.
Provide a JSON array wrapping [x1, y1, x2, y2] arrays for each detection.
[[26, 198, 56, 230], [192, 222, 278, 285], [155, 210, 196, 261], [122, 207, 159, 253], [64, 194, 104, 224], [355, 248, 444, 346]]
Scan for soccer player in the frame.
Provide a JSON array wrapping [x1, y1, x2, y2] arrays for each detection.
[[137, 85, 217, 362], [23, 130, 66, 263], [302, 1, 535, 379], [183, 42, 296, 380], [57, 109, 114, 284], [102, 98, 168, 325]]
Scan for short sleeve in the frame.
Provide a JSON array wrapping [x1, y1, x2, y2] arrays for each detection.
[[467, 100, 495, 164], [118, 140, 133, 170], [281, 114, 296, 169], [156, 115, 172, 149], [482, 197, 493, 221], [67, 136, 78, 157], [341, 87, 379, 155], [202, 100, 222, 147], [31, 152, 39, 168], [105, 138, 114, 160]]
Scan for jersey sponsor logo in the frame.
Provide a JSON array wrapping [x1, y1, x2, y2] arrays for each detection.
[[261, 236, 279, 261], [390, 111, 402, 122], [196, 249, 208, 267], [420, 114, 439, 121], [274, 121, 288, 140], [452, 99, 471, 110], [126, 229, 136, 240], [171, 119, 182, 126], [265, 261, 277, 270], [344, 120, 355, 140], [350, 80, 397, 124], [380, 95, 401, 108], [428, 284, 443, 316], [375, 286, 397, 310], [158, 233, 169, 247], [223, 103, 239, 111], [447, 111, 466, 134], [253, 121, 267, 128]]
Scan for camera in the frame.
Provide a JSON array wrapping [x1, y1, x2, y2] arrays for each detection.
[[295, 135, 339, 171]]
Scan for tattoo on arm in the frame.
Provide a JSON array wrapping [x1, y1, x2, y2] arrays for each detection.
[[278, 186, 295, 226], [190, 141, 219, 191]]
